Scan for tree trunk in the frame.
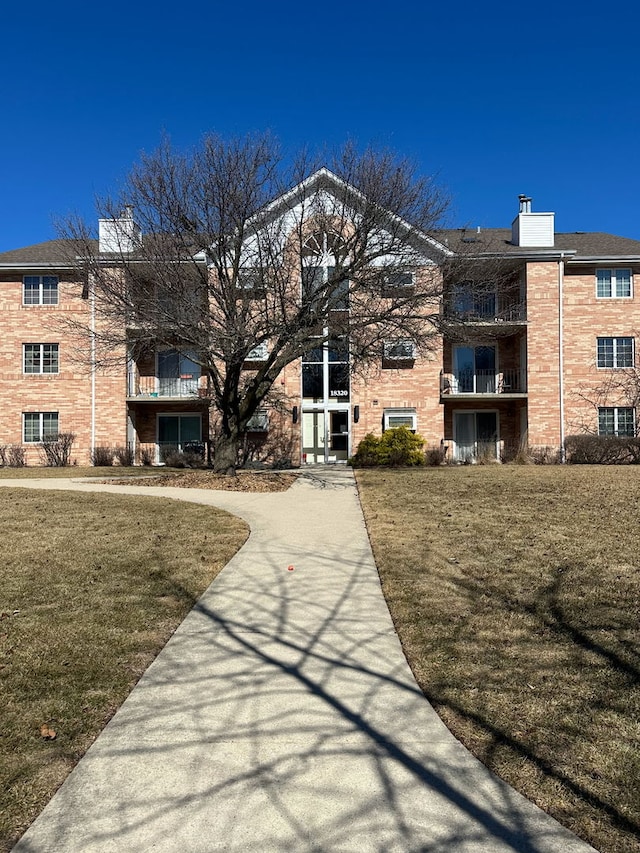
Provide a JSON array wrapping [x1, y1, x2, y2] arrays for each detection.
[[211, 430, 240, 475]]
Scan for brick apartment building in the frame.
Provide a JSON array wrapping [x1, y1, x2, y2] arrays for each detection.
[[1, 176, 640, 467]]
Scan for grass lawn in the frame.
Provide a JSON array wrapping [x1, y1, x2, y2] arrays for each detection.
[[356, 465, 640, 853], [0, 488, 248, 852]]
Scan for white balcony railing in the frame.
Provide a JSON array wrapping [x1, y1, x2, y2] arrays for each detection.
[[127, 375, 209, 398]]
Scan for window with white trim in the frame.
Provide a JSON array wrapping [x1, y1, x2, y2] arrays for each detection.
[[383, 339, 415, 361], [23, 412, 59, 442], [383, 408, 417, 432], [23, 343, 59, 374], [597, 337, 633, 368], [596, 269, 632, 298], [246, 342, 269, 361], [598, 407, 635, 436], [23, 276, 59, 305], [237, 268, 266, 294], [246, 409, 269, 432], [384, 272, 414, 290]]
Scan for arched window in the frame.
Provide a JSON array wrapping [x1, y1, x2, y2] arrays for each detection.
[[301, 230, 349, 311], [301, 230, 347, 264]]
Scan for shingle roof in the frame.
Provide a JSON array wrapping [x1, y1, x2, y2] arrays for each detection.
[[0, 239, 87, 266], [437, 228, 640, 259], [2, 229, 640, 266]]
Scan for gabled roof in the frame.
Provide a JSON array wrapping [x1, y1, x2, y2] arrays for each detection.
[[257, 167, 453, 258]]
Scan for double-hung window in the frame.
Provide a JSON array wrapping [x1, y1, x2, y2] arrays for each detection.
[[24, 343, 59, 374], [23, 276, 59, 305], [23, 412, 59, 442], [598, 407, 635, 436], [596, 269, 632, 298], [597, 337, 633, 368]]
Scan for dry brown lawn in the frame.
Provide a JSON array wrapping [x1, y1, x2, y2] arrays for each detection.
[[356, 465, 640, 853], [0, 488, 248, 852], [0, 467, 297, 491], [0, 466, 154, 479]]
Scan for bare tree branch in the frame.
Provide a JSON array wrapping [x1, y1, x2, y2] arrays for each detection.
[[57, 134, 454, 473]]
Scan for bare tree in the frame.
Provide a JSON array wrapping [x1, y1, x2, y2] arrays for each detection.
[[572, 359, 640, 436], [60, 134, 451, 473]]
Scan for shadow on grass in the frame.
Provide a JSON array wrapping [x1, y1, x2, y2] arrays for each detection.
[[8, 475, 594, 853], [420, 565, 639, 850]]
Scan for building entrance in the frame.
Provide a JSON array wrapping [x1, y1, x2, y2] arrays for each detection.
[[302, 409, 349, 464]]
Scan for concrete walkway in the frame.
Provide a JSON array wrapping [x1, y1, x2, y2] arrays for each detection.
[[5, 468, 597, 853]]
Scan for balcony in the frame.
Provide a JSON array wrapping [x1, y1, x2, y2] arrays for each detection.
[[441, 298, 527, 326], [127, 375, 212, 400], [440, 368, 527, 397]]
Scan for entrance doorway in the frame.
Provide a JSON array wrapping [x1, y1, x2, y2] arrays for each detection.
[[302, 410, 349, 464]]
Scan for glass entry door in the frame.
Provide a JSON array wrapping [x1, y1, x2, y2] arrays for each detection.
[[302, 410, 349, 463], [302, 411, 325, 464]]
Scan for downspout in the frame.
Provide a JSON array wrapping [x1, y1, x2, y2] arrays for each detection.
[[558, 254, 565, 462], [90, 274, 96, 458]]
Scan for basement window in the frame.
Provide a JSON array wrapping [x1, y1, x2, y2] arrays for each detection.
[[383, 408, 417, 432]]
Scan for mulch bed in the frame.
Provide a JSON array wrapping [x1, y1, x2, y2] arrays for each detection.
[[101, 470, 298, 492]]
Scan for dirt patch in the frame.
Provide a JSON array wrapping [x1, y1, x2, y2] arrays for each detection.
[[102, 470, 298, 492]]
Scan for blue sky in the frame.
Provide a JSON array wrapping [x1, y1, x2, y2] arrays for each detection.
[[2, 0, 639, 252]]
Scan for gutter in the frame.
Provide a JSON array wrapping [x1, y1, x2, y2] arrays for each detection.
[[564, 255, 640, 264]]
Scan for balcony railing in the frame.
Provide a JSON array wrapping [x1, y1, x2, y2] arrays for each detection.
[[441, 301, 527, 324], [440, 368, 527, 395], [127, 375, 211, 399]]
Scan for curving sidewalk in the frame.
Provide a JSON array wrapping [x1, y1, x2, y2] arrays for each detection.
[[5, 468, 597, 853]]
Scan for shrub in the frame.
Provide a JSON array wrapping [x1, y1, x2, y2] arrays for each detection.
[[140, 448, 154, 466], [425, 446, 447, 466], [350, 427, 425, 467], [528, 445, 561, 465], [39, 433, 75, 467], [114, 445, 134, 466], [565, 434, 640, 464], [378, 427, 425, 466], [160, 447, 206, 469], [0, 445, 6, 467], [349, 433, 382, 467], [91, 446, 115, 466], [7, 445, 25, 467]]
